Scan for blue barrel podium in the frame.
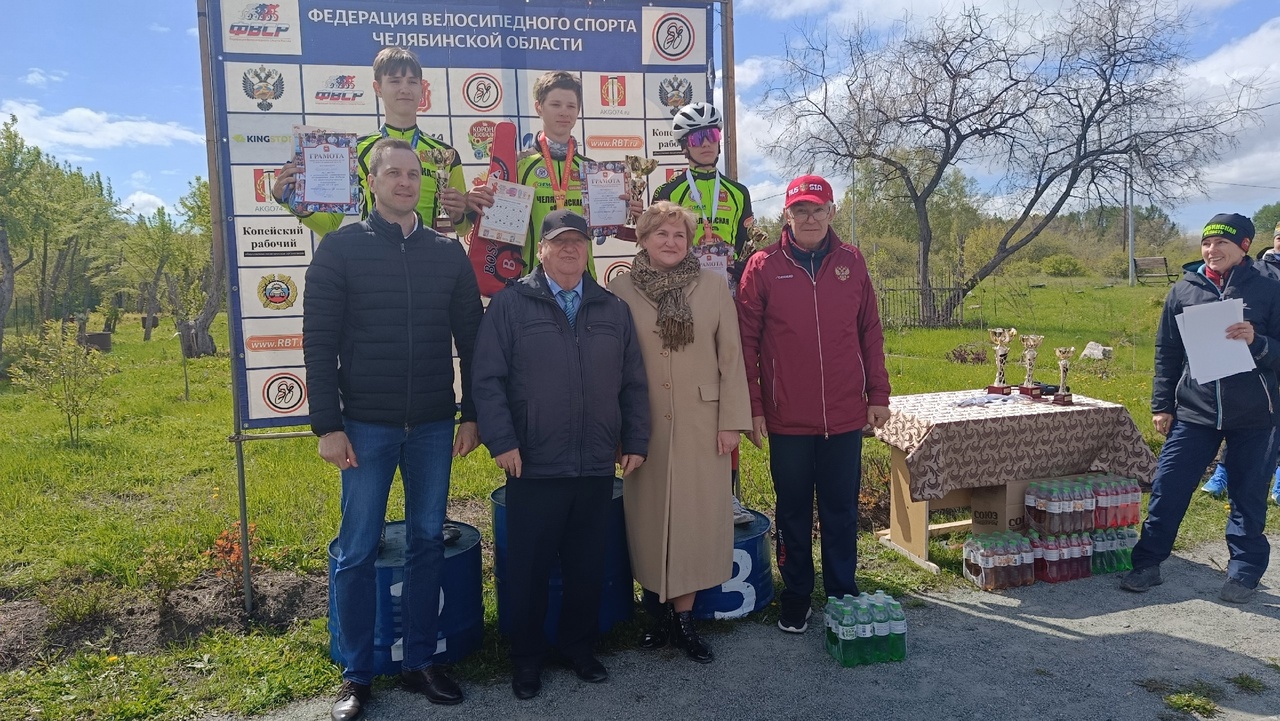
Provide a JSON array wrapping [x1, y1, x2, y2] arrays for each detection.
[[692, 510, 774, 620], [490, 478, 633, 636], [328, 520, 483, 676]]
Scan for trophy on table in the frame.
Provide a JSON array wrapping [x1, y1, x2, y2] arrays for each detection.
[[1052, 347, 1076, 405], [424, 148, 457, 234], [987, 327, 1017, 395], [614, 155, 660, 242], [1017, 334, 1045, 398]]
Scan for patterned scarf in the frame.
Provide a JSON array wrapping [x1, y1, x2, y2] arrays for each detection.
[[629, 249, 700, 351]]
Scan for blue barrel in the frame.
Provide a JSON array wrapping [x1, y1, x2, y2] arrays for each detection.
[[491, 478, 633, 636], [692, 510, 774, 620], [328, 520, 483, 676]]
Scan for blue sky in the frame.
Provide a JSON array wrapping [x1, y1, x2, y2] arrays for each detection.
[[1, 0, 1277, 234]]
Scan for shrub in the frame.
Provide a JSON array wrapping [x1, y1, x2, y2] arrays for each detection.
[[9, 321, 118, 446], [1042, 253, 1088, 277]]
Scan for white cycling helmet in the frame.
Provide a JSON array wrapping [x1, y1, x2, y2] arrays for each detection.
[[671, 102, 722, 142]]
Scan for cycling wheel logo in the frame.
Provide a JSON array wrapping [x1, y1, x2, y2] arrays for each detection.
[[604, 260, 632, 284], [653, 13, 695, 62], [462, 72, 502, 113], [262, 372, 306, 414]]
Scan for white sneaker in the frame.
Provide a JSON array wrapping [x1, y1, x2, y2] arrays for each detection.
[[731, 496, 754, 526]]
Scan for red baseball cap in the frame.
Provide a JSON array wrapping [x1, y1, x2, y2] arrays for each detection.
[[784, 174, 834, 208]]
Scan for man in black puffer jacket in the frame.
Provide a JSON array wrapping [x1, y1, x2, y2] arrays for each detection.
[[304, 138, 482, 720], [1122, 213, 1280, 605]]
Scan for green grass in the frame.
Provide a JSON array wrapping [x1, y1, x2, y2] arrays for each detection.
[[2, 277, 1278, 719], [1228, 673, 1267, 694]]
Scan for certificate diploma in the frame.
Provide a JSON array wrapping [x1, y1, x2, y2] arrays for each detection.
[[477, 178, 535, 246], [581, 161, 628, 233], [290, 125, 360, 215]]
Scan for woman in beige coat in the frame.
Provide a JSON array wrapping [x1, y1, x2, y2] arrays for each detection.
[[608, 201, 752, 663]]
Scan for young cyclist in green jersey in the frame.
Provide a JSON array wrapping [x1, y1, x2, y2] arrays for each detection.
[[468, 71, 641, 275], [651, 103, 757, 294], [650, 102, 758, 527], [270, 47, 478, 235]]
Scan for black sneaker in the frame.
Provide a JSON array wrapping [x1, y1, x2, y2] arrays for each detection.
[[777, 602, 813, 633]]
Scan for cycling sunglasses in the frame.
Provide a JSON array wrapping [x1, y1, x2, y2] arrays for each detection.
[[685, 127, 721, 148]]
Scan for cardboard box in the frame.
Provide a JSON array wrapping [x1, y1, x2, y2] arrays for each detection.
[[970, 478, 1031, 534]]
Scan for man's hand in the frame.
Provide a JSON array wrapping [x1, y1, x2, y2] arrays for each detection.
[[1226, 321, 1256, 346], [622, 194, 644, 220], [1152, 412, 1173, 437], [619, 454, 645, 476], [748, 415, 767, 449], [467, 184, 496, 216], [453, 421, 479, 457], [864, 405, 891, 432], [319, 431, 358, 470], [717, 430, 740, 456], [494, 449, 522, 478], [439, 187, 468, 221], [271, 161, 299, 204]]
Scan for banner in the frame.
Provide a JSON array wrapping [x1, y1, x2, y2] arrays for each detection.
[[207, 0, 715, 428]]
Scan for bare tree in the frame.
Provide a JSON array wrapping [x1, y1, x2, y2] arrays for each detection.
[[175, 177, 221, 358], [763, 0, 1259, 322]]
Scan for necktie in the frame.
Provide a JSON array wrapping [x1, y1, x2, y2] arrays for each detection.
[[557, 289, 578, 328]]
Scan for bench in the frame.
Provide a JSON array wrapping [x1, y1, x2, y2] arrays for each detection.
[[1134, 256, 1177, 284]]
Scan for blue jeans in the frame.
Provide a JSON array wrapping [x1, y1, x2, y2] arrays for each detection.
[[332, 418, 453, 684], [1131, 420, 1275, 588]]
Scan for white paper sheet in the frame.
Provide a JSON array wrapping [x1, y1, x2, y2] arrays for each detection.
[[477, 178, 534, 246], [1175, 298, 1255, 383]]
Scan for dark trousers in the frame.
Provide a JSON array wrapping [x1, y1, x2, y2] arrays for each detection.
[[1132, 420, 1275, 587], [505, 475, 613, 668], [769, 431, 862, 606]]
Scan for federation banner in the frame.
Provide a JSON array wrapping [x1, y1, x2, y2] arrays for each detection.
[[206, 0, 715, 428]]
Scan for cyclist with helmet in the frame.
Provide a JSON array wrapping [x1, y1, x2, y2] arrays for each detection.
[[652, 102, 757, 293], [651, 102, 758, 528]]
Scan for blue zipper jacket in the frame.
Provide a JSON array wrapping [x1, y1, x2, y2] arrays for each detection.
[[1152, 259, 1280, 429]]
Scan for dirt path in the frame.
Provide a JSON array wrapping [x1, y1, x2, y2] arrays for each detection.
[[213, 542, 1280, 721]]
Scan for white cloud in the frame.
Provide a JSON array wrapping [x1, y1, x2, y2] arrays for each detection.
[[739, 0, 1246, 24], [0, 100, 204, 153], [149, 23, 170, 33], [130, 170, 152, 189], [733, 57, 775, 92], [187, 27, 199, 38], [122, 191, 167, 216], [19, 68, 66, 88]]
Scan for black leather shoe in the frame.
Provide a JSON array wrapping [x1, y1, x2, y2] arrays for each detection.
[[571, 656, 608, 683], [672, 610, 714, 664], [331, 680, 371, 721], [511, 665, 542, 700], [639, 605, 672, 649], [401, 666, 464, 705]]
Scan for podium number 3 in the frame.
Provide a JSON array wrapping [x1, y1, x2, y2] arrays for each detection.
[[714, 549, 754, 620]]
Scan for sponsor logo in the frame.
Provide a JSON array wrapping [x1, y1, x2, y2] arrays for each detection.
[[787, 181, 829, 198], [230, 3, 290, 38], [257, 273, 298, 309], [241, 223, 306, 257], [315, 74, 363, 103], [418, 79, 432, 112], [834, 265, 850, 282], [600, 75, 627, 107], [604, 260, 632, 283], [653, 13, 695, 62], [665, 167, 681, 181], [586, 135, 644, 150], [535, 166, 549, 179], [468, 120, 497, 160], [776, 274, 794, 280], [649, 127, 682, 156], [657, 76, 693, 116], [483, 242, 525, 283], [253, 168, 277, 202], [242, 66, 285, 111], [233, 133, 290, 143], [246, 333, 303, 352], [262, 371, 306, 414], [463, 72, 502, 112]]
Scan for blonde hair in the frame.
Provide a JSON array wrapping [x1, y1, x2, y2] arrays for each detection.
[[636, 201, 697, 247]]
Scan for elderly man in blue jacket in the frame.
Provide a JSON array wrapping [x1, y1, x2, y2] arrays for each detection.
[[1122, 213, 1280, 604], [473, 209, 649, 700]]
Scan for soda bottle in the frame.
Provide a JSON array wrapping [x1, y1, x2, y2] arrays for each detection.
[[1110, 481, 1125, 528], [825, 596, 840, 658], [1093, 479, 1109, 530], [979, 536, 996, 591], [1029, 530, 1046, 582], [1034, 482, 1049, 533], [1080, 532, 1093, 578], [1025, 483, 1038, 531], [1091, 530, 1106, 574], [1044, 534, 1061, 583], [996, 536, 1013, 590], [1046, 484, 1062, 535], [887, 601, 907, 662], [1082, 481, 1096, 532], [1066, 534, 1082, 581], [1122, 527, 1137, 571], [871, 597, 891, 663], [1128, 479, 1143, 527], [1102, 528, 1118, 573], [837, 603, 858, 667], [854, 600, 874, 665], [1018, 533, 1036, 586]]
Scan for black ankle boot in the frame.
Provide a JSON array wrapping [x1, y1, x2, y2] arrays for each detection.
[[639, 603, 672, 649], [672, 610, 713, 663]]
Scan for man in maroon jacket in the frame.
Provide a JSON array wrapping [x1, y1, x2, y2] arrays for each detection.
[[737, 174, 891, 633]]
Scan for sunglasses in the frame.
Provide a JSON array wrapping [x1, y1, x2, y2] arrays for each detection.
[[685, 127, 721, 148]]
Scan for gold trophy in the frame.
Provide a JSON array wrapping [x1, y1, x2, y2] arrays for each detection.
[[987, 328, 1017, 395], [425, 148, 457, 233], [1052, 347, 1075, 405], [1017, 334, 1045, 398], [614, 155, 659, 241]]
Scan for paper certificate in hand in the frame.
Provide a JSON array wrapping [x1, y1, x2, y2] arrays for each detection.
[[581, 161, 628, 233], [290, 125, 360, 215], [477, 178, 535, 246]]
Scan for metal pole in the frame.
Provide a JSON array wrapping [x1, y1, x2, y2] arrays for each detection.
[[1127, 171, 1136, 287], [720, 0, 738, 178], [196, 0, 254, 613]]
